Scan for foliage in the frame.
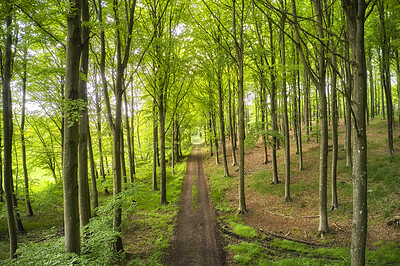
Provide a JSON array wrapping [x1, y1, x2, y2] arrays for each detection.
[[229, 222, 258, 238], [229, 242, 270, 265]]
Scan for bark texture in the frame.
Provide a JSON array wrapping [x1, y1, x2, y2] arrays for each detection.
[[63, 0, 82, 254]]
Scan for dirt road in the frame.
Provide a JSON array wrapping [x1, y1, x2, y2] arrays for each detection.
[[168, 145, 224, 265]]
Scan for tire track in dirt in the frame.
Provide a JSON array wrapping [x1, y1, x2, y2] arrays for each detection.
[[168, 145, 224, 265]]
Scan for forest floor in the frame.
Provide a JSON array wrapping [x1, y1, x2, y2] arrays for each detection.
[[166, 145, 225, 265], [201, 118, 400, 264]]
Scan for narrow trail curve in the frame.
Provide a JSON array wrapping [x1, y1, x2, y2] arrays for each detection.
[[167, 145, 225, 266]]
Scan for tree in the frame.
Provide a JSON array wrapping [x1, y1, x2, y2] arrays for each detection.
[[342, 0, 369, 264], [279, 1, 291, 202], [63, 0, 83, 255], [19, 46, 34, 216], [232, 0, 247, 213], [79, 0, 91, 228], [291, 0, 330, 235], [2, 1, 18, 258], [101, 0, 137, 251]]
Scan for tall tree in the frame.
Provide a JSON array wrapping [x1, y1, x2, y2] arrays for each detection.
[[232, 0, 247, 213], [268, 18, 279, 184], [2, 1, 18, 258], [280, 1, 291, 202], [79, 0, 91, 228], [378, 0, 394, 157], [63, 0, 83, 255], [100, 0, 137, 251], [217, 47, 229, 177], [20, 46, 34, 217], [342, 0, 369, 264], [292, 0, 330, 234]]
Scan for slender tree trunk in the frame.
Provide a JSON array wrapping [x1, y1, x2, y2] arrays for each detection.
[[280, 8, 291, 202], [63, 0, 82, 254], [232, 89, 238, 150], [124, 91, 135, 182], [331, 52, 339, 210], [153, 101, 159, 190], [396, 50, 400, 125], [101, 0, 136, 252], [10, 158, 25, 234], [345, 31, 352, 167], [2, 4, 17, 259], [79, 0, 90, 228], [296, 51, 303, 170], [233, 0, 247, 213], [269, 18, 279, 184], [379, 0, 394, 156], [260, 77, 269, 164], [342, 1, 368, 264], [159, 84, 168, 205], [314, 0, 329, 234], [20, 51, 34, 217], [97, 0, 109, 195], [121, 128, 127, 185], [293, 0, 329, 234], [0, 126, 3, 202], [211, 112, 220, 164], [218, 74, 229, 176], [368, 49, 375, 119], [88, 127, 98, 213], [228, 73, 237, 166]]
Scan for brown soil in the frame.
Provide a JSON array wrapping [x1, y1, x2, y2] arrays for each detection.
[[167, 145, 225, 265], [203, 119, 400, 264]]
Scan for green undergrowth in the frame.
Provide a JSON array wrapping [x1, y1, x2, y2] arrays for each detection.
[[229, 238, 400, 265], [0, 151, 190, 265], [206, 166, 234, 213]]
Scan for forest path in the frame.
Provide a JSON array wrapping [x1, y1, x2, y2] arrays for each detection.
[[167, 145, 224, 265]]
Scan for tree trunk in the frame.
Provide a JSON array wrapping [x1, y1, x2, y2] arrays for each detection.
[[2, 4, 17, 259], [124, 91, 135, 182], [88, 126, 98, 213], [0, 125, 3, 202], [79, 0, 90, 228], [159, 83, 168, 205], [153, 101, 159, 190], [396, 50, 400, 125], [368, 49, 375, 119], [260, 77, 269, 164], [121, 128, 127, 185], [296, 51, 303, 170], [21, 50, 34, 217], [233, 0, 247, 213], [97, 0, 109, 195], [228, 73, 237, 166], [342, 1, 368, 264], [218, 74, 229, 176], [269, 18, 279, 184], [378, 0, 394, 157], [313, 0, 329, 234], [331, 52, 339, 210], [293, 0, 329, 234], [63, 0, 82, 254], [211, 112, 220, 164], [345, 31, 352, 167], [280, 8, 291, 202]]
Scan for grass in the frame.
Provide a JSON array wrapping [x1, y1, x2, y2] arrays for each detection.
[[206, 118, 400, 264], [0, 148, 191, 265], [228, 238, 400, 265], [229, 221, 258, 238]]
